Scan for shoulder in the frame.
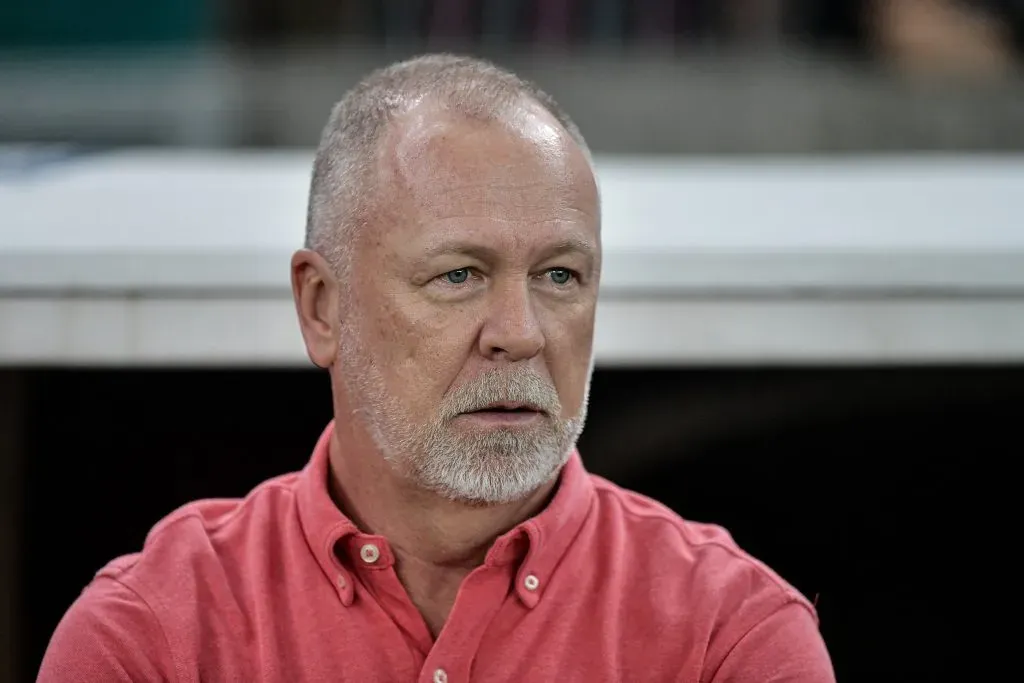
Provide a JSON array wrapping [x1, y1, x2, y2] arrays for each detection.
[[37, 574, 174, 682], [587, 475, 830, 677], [107, 472, 301, 598], [38, 473, 302, 681], [114, 471, 302, 610], [590, 473, 813, 613], [148, 472, 301, 543]]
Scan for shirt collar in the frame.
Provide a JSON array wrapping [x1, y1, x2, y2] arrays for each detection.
[[296, 422, 360, 605], [297, 420, 595, 609], [484, 447, 595, 607]]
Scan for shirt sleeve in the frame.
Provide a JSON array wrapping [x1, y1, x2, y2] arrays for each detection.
[[36, 577, 175, 683], [708, 601, 836, 683]]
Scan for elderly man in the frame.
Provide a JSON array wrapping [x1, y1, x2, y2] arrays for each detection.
[[38, 55, 834, 682]]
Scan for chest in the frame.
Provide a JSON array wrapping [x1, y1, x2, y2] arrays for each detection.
[[177, 562, 706, 683]]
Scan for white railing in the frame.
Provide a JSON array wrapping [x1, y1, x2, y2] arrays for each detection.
[[2, 150, 1023, 366]]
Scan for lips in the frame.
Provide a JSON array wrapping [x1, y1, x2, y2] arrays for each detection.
[[467, 401, 545, 415]]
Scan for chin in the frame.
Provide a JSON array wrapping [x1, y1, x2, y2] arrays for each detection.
[[414, 443, 569, 505]]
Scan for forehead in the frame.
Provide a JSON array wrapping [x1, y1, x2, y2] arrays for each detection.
[[373, 101, 599, 246]]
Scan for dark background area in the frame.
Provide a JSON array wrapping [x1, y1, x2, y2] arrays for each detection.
[[13, 366, 1011, 681]]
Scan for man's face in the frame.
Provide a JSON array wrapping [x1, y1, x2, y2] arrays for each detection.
[[337, 101, 600, 504]]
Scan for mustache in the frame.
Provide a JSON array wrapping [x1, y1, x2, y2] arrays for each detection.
[[441, 368, 561, 419]]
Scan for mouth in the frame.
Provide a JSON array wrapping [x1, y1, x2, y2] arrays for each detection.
[[467, 401, 545, 415], [457, 402, 547, 426]]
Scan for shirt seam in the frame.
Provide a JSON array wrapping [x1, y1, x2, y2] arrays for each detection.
[[593, 485, 810, 605], [701, 598, 818, 683], [686, 538, 804, 603], [100, 574, 181, 683], [148, 481, 297, 542]]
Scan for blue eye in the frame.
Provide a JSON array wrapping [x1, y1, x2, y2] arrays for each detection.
[[548, 268, 573, 285], [444, 269, 470, 284]]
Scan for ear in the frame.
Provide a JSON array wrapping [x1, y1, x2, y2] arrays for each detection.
[[291, 249, 339, 368]]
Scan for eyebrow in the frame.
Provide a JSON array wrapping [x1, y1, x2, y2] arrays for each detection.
[[418, 236, 597, 262]]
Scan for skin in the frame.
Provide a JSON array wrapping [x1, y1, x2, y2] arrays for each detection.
[[290, 97, 600, 637]]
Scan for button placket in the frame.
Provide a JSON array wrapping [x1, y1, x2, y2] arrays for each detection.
[[422, 564, 509, 683]]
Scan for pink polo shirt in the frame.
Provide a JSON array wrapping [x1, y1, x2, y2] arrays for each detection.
[[38, 423, 834, 682]]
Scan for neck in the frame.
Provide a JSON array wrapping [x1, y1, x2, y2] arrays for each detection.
[[326, 422, 557, 635]]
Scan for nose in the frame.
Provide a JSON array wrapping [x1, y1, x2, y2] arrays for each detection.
[[478, 282, 545, 362]]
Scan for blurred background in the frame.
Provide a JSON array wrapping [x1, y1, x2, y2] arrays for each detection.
[[3, 0, 1024, 151], [3, 1, 1024, 681]]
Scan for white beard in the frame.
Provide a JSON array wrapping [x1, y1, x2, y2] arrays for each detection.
[[337, 324, 590, 504]]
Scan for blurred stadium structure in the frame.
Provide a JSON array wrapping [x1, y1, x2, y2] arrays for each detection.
[[2, 0, 1024, 152], [2, 1, 1023, 682]]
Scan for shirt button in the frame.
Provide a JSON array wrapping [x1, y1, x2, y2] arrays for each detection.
[[433, 669, 448, 683], [359, 543, 381, 564], [524, 573, 540, 591]]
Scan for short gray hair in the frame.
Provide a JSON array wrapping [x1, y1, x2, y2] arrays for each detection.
[[304, 54, 592, 271]]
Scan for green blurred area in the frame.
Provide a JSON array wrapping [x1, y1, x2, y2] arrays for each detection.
[[0, 0, 211, 48]]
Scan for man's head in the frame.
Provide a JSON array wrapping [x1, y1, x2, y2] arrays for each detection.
[[292, 55, 600, 505]]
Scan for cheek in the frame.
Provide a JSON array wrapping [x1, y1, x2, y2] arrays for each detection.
[[542, 304, 596, 414], [363, 289, 479, 396], [349, 277, 421, 355]]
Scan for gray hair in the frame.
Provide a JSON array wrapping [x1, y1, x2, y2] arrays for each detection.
[[304, 54, 593, 273]]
